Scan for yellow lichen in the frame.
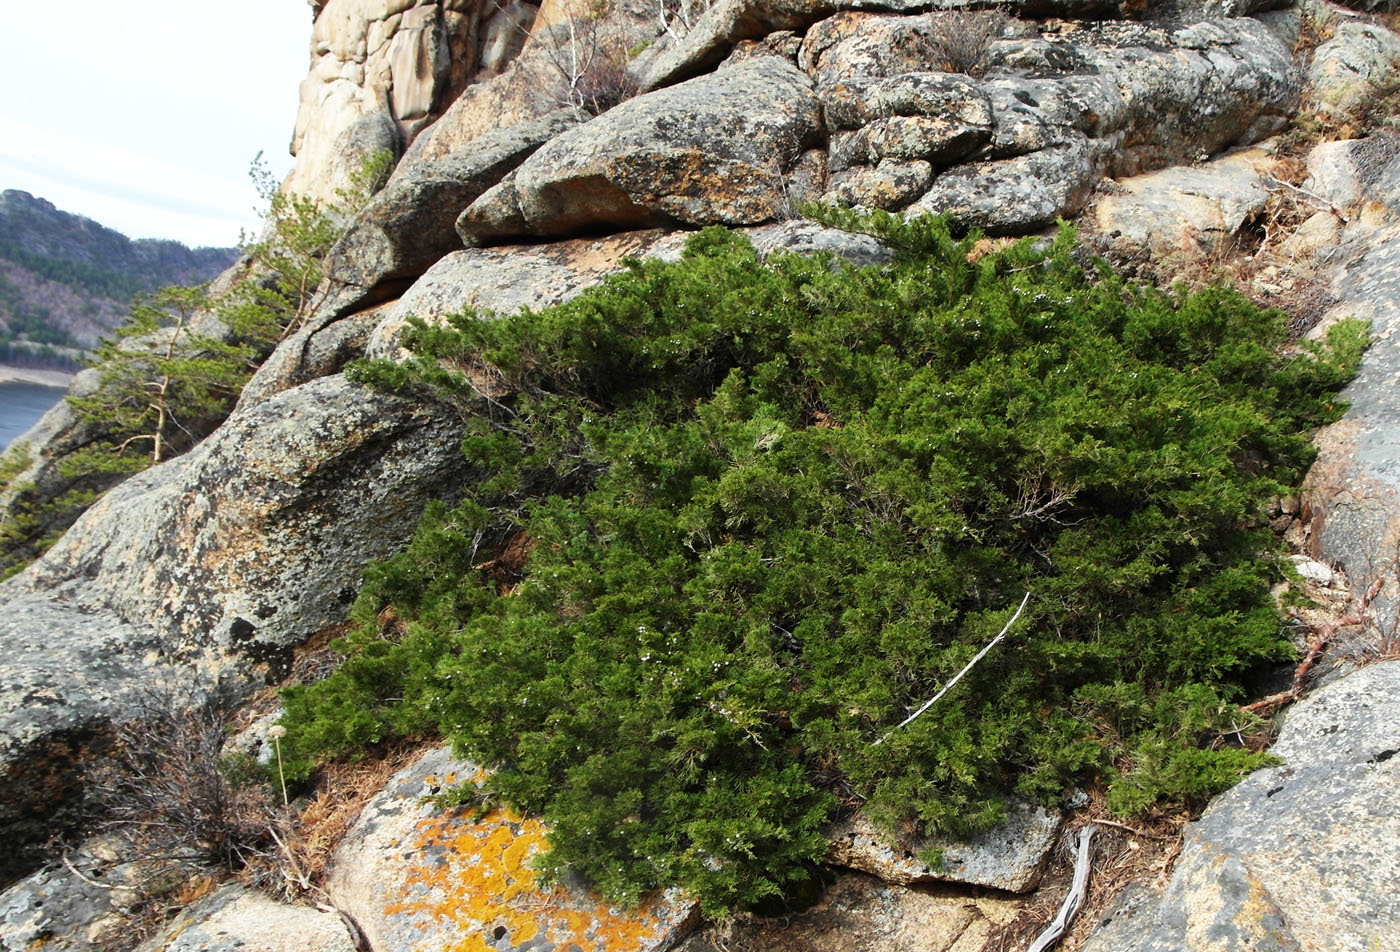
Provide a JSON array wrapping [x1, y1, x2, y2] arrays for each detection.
[[382, 806, 681, 952]]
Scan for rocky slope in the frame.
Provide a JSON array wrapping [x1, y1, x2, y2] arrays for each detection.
[[3, 0, 1400, 950]]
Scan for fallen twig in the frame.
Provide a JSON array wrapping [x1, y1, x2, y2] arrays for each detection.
[[1263, 175, 1350, 224], [1086, 816, 1177, 842], [1243, 573, 1384, 715], [874, 592, 1030, 746], [61, 852, 137, 892], [1026, 824, 1097, 952]]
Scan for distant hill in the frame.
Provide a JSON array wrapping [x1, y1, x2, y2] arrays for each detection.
[[0, 190, 239, 370]]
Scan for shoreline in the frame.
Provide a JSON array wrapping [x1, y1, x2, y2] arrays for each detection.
[[0, 365, 76, 388]]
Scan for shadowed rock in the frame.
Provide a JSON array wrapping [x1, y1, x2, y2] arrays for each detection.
[[458, 57, 823, 243]]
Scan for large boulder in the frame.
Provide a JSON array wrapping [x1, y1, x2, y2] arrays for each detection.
[[0, 374, 467, 879], [805, 13, 1297, 230], [1082, 661, 1400, 952], [1307, 14, 1400, 118], [457, 56, 823, 243], [7, 374, 465, 657], [322, 108, 581, 301], [325, 746, 700, 952]]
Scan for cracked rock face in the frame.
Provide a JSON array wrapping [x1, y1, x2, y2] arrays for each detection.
[[458, 56, 823, 242], [0, 374, 467, 880]]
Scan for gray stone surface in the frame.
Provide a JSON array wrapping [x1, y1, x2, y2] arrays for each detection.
[[324, 108, 580, 298], [1083, 661, 1400, 952], [134, 885, 357, 952], [239, 299, 394, 407], [458, 56, 822, 242], [326, 746, 699, 952], [810, 14, 1297, 233], [907, 136, 1097, 234], [0, 374, 467, 876], [0, 845, 137, 950], [1301, 136, 1400, 636], [7, 374, 465, 656], [1308, 15, 1400, 117], [635, 0, 841, 91], [827, 803, 1062, 893], [673, 872, 1021, 952], [823, 159, 934, 210], [1093, 148, 1273, 253]]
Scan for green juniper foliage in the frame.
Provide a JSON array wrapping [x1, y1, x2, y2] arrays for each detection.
[[280, 213, 1365, 915]]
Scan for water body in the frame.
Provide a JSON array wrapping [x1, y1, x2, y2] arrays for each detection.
[[0, 381, 66, 451]]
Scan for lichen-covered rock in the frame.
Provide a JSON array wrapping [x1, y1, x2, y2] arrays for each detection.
[[1093, 148, 1273, 253], [827, 804, 1061, 893], [0, 597, 163, 884], [239, 300, 396, 407], [1307, 15, 1400, 117], [823, 159, 933, 210], [325, 746, 700, 952], [907, 136, 1097, 234], [134, 885, 357, 952], [1298, 136, 1400, 633], [323, 108, 580, 299], [673, 872, 1021, 952], [809, 14, 1296, 233], [1082, 661, 1400, 952], [458, 56, 822, 242], [0, 375, 467, 877], [7, 374, 464, 656], [0, 844, 139, 951], [634, 0, 842, 91]]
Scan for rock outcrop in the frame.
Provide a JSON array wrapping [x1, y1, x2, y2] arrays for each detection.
[[5, 0, 1400, 948], [458, 55, 824, 243], [135, 885, 358, 952], [326, 747, 699, 952], [0, 374, 467, 876], [1082, 661, 1400, 952]]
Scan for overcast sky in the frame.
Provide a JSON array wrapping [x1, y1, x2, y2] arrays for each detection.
[[0, 1, 314, 249]]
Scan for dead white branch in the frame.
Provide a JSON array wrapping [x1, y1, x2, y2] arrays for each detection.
[[873, 592, 1030, 746], [1027, 824, 1097, 952]]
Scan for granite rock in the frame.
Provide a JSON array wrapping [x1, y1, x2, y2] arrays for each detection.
[[325, 746, 700, 952], [827, 803, 1062, 893]]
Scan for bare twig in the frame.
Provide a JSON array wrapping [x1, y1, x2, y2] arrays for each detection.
[[1263, 175, 1350, 224], [1087, 816, 1177, 842], [1243, 573, 1384, 715], [1026, 824, 1096, 952], [873, 592, 1030, 746], [61, 852, 137, 892]]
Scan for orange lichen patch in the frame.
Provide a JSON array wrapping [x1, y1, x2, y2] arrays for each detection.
[[381, 806, 689, 952]]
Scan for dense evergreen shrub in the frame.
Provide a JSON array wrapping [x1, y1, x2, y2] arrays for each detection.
[[280, 213, 1365, 915]]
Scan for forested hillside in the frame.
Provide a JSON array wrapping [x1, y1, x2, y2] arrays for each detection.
[[0, 190, 237, 369]]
